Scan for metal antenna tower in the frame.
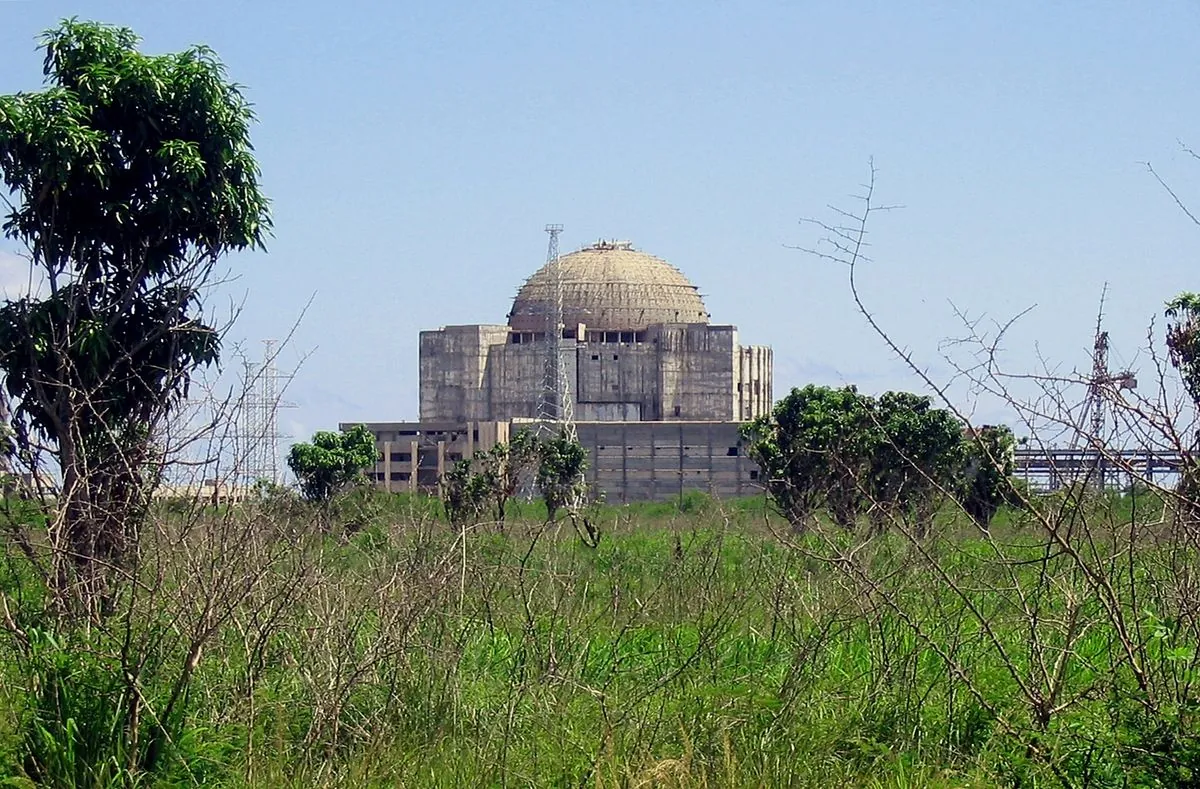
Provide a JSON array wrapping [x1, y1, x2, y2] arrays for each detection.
[[531, 224, 589, 522], [535, 224, 576, 439]]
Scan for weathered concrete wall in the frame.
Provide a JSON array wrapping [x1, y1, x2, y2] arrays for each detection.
[[575, 340, 660, 419], [346, 420, 510, 493], [652, 324, 738, 421], [419, 325, 510, 421], [420, 322, 771, 425], [576, 420, 758, 502], [736, 344, 773, 421], [349, 419, 761, 503]]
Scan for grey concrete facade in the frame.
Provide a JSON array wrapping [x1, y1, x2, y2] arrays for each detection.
[[420, 323, 773, 424], [351, 420, 760, 502], [348, 239, 774, 503], [419, 240, 773, 426]]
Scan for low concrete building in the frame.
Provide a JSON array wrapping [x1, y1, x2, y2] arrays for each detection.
[[349, 419, 759, 502], [345, 421, 510, 493]]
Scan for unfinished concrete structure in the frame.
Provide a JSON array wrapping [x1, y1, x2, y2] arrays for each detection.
[[420, 240, 773, 424], [350, 238, 773, 502], [350, 418, 758, 502]]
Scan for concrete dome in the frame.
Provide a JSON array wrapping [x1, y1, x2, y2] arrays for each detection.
[[507, 240, 710, 333]]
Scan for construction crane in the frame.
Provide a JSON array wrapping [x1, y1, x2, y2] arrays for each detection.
[[1074, 284, 1136, 487]]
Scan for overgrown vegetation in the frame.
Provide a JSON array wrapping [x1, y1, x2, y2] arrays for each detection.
[[0, 19, 270, 616], [742, 385, 1021, 533], [287, 424, 378, 503], [3, 17, 1200, 789]]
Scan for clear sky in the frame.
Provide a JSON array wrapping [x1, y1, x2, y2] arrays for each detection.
[[2, 1, 1199, 446]]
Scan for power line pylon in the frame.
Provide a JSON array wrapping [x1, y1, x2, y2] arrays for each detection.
[[240, 338, 295, 487]]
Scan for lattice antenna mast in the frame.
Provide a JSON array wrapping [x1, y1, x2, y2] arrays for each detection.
[[536, 224, 576, 439]]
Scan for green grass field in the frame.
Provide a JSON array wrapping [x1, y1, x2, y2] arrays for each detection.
[[0, 488, 1195, 787]]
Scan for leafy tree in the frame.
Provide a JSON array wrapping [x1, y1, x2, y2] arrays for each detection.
[[866, 391, 965, 531], [1166, 292, 1200, 409], [958, 424, 1018, 529], [741, 385, 876, 530], [483, 429, 540, 525], [287, 425, 377, 503], [744, 385, 1016, 533], [1163, 293, 1200, 517], [536, 430, 588, 522], [0, 20, 270, 611], [441, 457, 490, 527]]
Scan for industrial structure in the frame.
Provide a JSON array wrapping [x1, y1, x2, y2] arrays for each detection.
[[350, 233, 774, 502], [419, 239, 773, 424]]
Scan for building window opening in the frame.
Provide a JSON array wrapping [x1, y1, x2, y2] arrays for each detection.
[[591, 354, 599, 361], [620, 331, 634, 343], [563, 328, 576, 339], [390, 471, 411, 481], [726, 447, 739, 456], [447, 452, 463, 463], [612, 354, 619, 361], [673, 405, 681, 417], [750, 469, 760, 481], [389, 452, 413, 463], [635, 331, 646, 343]]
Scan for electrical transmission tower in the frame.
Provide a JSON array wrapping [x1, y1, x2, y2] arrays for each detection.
[[239, 338, 295, 487]]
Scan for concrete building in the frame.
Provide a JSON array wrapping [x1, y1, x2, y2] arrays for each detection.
[[350, 238, 773, 502], [347, 418, 759, 502], [420, 240, 773, 423]]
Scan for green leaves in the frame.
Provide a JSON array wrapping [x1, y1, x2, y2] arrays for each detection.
[[287, 425, 378, 503], [1165, 292, 1200, 409], [536, 430, 589, 522], [743, 385, 1018, 531]]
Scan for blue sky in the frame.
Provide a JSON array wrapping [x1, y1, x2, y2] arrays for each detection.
[[2, 1, 1199, 445]]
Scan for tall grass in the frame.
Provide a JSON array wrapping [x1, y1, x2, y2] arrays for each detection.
[[0, 487, 1194, 787]]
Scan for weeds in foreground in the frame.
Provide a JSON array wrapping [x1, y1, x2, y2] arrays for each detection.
[[0, 487, 1196, 787]]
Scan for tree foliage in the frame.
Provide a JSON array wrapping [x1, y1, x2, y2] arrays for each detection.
[[536, 430, 589, 522], [287, 425, 377, 503], [959, 424, 1019, 528], [441, 429, 590, 527], [743, 385, 1018, 532], [0, 19, 270, 612], [1166, 292, 1200, 410]]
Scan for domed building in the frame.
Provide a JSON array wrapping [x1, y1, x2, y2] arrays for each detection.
[[419, 239, 772, 424], [351, 238, 773, 502]]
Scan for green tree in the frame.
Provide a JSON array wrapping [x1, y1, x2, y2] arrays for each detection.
[[1166, 292, 1200, 409], [287, 425, 378, 503], [741, 385, 876, 530], [536, 430, 588, 522], [866, 391, 965, 532], [0, 20, 270, 612], [442, 457, 491, 527], [958, 424, 1018, 529], [482, 429, 540, 525]]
